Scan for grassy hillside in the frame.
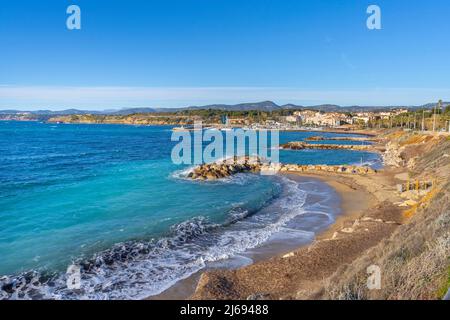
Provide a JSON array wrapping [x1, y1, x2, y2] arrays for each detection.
[[324, 131, 450, 299]]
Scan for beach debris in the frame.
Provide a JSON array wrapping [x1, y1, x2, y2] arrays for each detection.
[[341, 227, 354, 233], [360, 217, 398, 224], [397, 199, 419, 207]]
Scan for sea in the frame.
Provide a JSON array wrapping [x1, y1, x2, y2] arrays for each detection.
[[0, 121, 381, 299]]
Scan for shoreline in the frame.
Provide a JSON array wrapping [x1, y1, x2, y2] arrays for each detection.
[[190, 166, 405, 299], [289, 172, 377, 241], [149, 170, 382, 300]]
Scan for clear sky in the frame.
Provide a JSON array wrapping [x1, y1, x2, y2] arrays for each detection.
[[1, 0, 449, 110]]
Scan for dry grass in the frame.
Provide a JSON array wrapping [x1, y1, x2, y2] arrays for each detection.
[[383, 234, 449, 299], [398, 133, 439, 147], [324, 224, 449, 300], [322, 133, 450, 300]]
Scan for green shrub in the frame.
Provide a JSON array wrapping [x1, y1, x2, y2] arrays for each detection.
[[437, 266, 450, 299]]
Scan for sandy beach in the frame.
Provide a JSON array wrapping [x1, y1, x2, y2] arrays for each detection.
[[149, 164, 406, 300], [189, 130, 450, 300]]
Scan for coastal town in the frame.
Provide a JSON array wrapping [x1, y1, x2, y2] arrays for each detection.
[[2, 100, 450, 134]]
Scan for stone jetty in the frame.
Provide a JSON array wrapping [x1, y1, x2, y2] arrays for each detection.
[[187, 157, 377, 181], [305, 136, 377, 142], [281, 141, 373, 151], [187, 157, 261, 180]]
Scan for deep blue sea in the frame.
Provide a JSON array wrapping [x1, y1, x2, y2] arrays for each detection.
[[0, 121, 380, 299]]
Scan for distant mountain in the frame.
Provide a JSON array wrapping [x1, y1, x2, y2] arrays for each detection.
[[1, 100, 447, 117], [303, 104, 342, 112], [419, 102, 450, 110], [32, 109, 106, 115], [186, 101, 281, 111]]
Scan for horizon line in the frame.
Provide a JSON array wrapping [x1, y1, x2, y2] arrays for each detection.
[[0, 85, 449, 111]]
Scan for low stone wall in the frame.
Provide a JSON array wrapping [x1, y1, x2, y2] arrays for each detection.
[[281, 141, 373, 151]]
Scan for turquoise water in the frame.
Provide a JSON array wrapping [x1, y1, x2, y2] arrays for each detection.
[[0, 121, 380, 299]]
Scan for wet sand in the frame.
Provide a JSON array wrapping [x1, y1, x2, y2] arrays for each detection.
[[152, 130, 447, 300]]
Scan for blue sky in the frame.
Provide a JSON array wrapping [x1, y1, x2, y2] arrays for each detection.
[[1, 0, 449, 109]]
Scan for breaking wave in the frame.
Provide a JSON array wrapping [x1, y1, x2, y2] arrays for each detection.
[[0, 176, 319, 300]]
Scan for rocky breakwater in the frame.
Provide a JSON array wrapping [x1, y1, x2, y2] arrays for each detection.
[[187, 158, 262, 181], [187, 157, 377, 181], [281, 141, 373, 151]]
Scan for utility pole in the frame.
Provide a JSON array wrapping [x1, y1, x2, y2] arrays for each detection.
[[422, 109, 425, 131], [433, 100, 442, 132], [414, 112, 417, 130], [433, 102, 437, 132], [437, 99, 442, 131]]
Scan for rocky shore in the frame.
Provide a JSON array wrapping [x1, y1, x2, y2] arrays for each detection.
[[187, 159, 261, 180]]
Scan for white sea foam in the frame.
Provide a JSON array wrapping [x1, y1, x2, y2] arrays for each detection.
[[170, 166, 195, 180], [0, 176, 329, 300]]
